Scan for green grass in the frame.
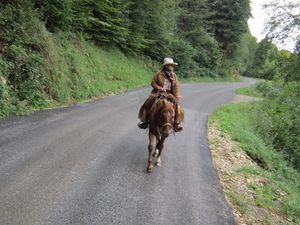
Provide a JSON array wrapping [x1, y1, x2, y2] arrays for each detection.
[[235, 85, 262, 97], [0, 30, 244, 118], [0, 32, 156, 117], [46, 34, 155, 101], [226, 190, 249, 214], [181, 75, 241, 83], [209, 102, 300, 223]]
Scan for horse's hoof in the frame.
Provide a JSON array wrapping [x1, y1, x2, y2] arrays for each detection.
[[147, 167, 153, 173], [155, 158, 161, 167], [147, 164, 154, 173]]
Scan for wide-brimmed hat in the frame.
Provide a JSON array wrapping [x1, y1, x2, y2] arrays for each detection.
[[162, 58, 178, 66]]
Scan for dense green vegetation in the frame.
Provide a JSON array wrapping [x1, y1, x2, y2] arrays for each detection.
[[0, 30, 155, 116], [212, 2, 300, 222], [210, 102, 300, 223], [236, 81, 300, 170], [0, 0, 254, 117], [244, 37, 300, 82], [235, 84, 262, 97], [0, 0, 298, 170], [239, 2, 300, 170], [0, 0, 299, 221], [244, 1, 300, 82]]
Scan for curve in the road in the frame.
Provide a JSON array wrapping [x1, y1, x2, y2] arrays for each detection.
[[0, 78, 256, 225]]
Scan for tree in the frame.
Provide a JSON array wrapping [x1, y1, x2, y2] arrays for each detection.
[[126, 0, 147, 53], [264, 1, 300, 48], [280, 51, 300, 82], [142, 0, 178, 61], [72, 0, 130, 49], [177, 0, 221, 70], [246, 37, 280, 80], [236, 32, 258, 75], [169, 38, 198, 77], [33, 0, 73, 31], [208, 0, 251, 56]]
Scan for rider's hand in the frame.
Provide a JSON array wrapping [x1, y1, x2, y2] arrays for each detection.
[[160, 87, 166, 92]]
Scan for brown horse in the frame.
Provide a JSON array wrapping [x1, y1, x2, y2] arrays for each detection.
[[146, 92, 178, 173]]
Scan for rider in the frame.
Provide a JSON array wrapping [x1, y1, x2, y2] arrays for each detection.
[[138, 58, 183, 132]]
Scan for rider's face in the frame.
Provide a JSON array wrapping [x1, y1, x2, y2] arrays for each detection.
[[165, 64, 174, 71]]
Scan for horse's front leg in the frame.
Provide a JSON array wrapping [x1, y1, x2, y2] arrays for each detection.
[[155, 137, 166, 167], [147, 133, 156, 173]]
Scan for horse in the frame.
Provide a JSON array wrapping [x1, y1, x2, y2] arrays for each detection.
[[146, 92, 177, 173]]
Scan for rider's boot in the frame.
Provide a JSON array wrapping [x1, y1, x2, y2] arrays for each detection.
[[138, 121, 149, 129], [138, 107, 149, 129], [174, 123, 183, 132]]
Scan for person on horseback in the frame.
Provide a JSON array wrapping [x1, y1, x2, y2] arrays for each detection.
[[138, 57, 184, 132]]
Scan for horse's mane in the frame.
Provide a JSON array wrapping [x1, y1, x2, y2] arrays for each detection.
[[156, 94, 184, 122], [155, 97, 174, 112], [150, 96, 173, 122], [162, 99, 174, 112]]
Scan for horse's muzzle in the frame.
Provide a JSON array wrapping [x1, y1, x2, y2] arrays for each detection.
[[161, 123, 172, 138]]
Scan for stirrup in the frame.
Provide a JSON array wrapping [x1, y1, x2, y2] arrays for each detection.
[[138, 121, 148, 129]]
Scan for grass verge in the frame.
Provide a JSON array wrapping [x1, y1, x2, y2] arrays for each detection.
[[181, 75, 241, 83], [235, 85, 262, 97], [0, 33, 156, 117], [209, 102, 300, 225], [0, 29, 242, 118]]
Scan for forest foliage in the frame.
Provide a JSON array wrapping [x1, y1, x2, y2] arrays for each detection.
[[0, 1, 299, 219], [241, 1, 300, 170], [0, 0, 254, 116]]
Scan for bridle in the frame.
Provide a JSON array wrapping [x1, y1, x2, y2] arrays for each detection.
[[153, 91, 175, 135]]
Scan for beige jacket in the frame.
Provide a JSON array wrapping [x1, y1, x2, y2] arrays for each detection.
[[150, 70, 180, 99]]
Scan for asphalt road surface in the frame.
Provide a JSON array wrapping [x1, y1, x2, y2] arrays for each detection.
[[0, 78, 256, 225]]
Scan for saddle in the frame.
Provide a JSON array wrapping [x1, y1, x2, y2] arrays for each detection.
[[138, 91, 183, 131], [155, 91, 177, 105]]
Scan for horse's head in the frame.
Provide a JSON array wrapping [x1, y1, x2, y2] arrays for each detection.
[[157, 99, 175, 138]]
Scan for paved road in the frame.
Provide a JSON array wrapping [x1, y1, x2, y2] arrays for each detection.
[[0, 78, 256, 225]]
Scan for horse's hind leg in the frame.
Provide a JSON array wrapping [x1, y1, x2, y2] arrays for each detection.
[[147, 133, 156, 173], [155, 137, 166, 167]]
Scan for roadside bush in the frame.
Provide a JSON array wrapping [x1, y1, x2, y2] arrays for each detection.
[[254, 81, 300, 169], [0, 77, 26, 116], [0, 2, 50, 112], [256, 80, 281, 97]]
